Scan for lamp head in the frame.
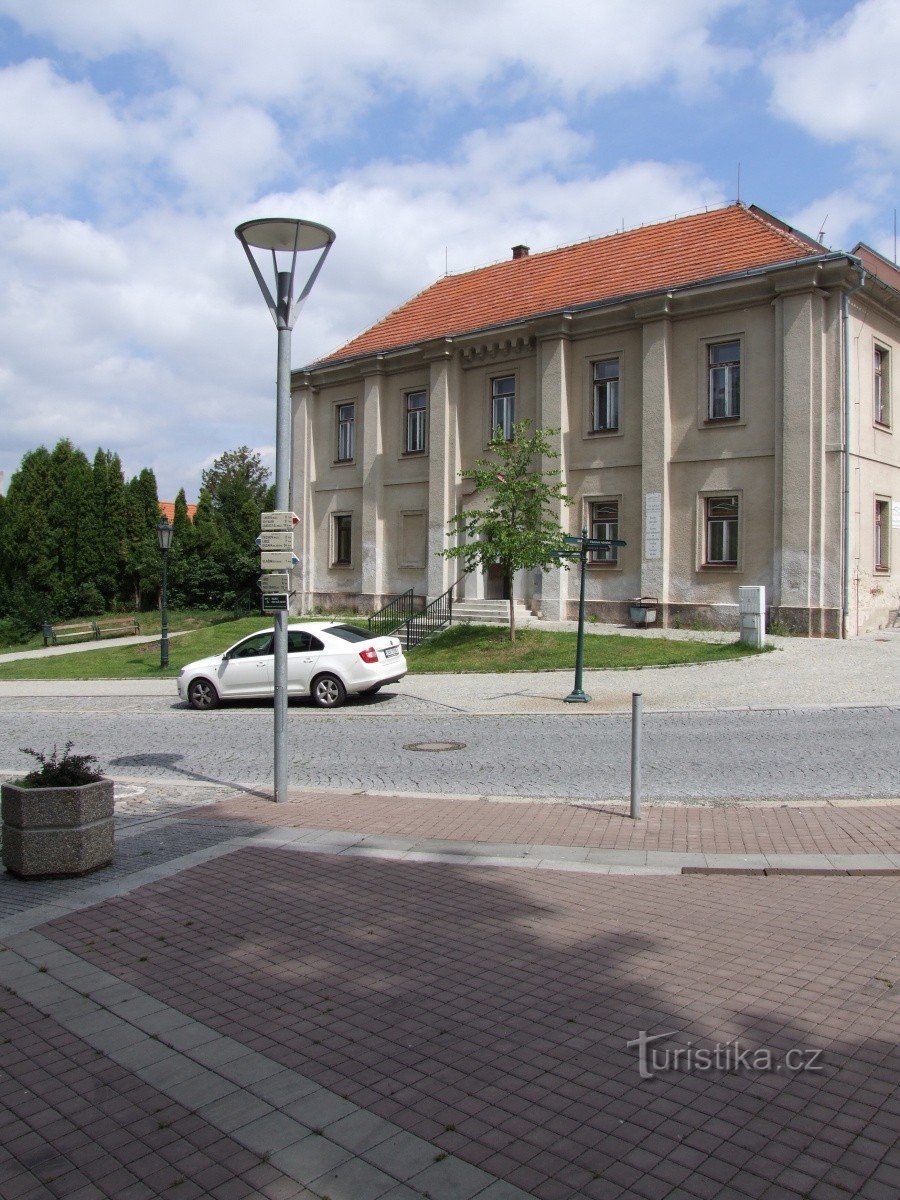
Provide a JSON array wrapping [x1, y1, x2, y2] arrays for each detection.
[[235, 217, 335, 330], [156, 517, 173, 552]]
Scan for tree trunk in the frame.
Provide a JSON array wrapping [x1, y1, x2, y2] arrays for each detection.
[[508, 578, 516, 643]]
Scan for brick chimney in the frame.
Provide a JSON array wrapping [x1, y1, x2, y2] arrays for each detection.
[[511, 244, 530, 260]]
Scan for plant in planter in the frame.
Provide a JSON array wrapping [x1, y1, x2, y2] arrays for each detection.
[[1, 742, 115, 879]]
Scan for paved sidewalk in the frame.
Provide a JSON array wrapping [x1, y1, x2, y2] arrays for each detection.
[[0, 789, 898, 1199], [0, 625, 897, 713], [0, 631, 188, 664]]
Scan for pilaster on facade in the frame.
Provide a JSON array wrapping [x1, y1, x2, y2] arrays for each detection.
[[360, 369, 385, 601], [291, 383, 315, 611], [640, 317, 673, 613], [426, 348, 460, 599], [538, 333, 572, 618], [777, 289, 828, 630]]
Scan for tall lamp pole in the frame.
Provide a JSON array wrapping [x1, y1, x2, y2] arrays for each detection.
[[235, 217, 335, 804], [156, 516, 173, 669]]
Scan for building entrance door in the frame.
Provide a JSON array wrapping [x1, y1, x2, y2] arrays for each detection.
[[485, 564, 510, 599]]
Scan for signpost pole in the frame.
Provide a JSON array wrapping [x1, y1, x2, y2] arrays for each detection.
[[564, 528, 590, 703], [272, 272, 292, 805]]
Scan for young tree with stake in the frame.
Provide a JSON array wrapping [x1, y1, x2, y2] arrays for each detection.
[[442, 421, 572, 641]]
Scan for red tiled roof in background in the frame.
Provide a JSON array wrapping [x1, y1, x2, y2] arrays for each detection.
[[312, 204, 825, 368], [158, 500, 197, 523]]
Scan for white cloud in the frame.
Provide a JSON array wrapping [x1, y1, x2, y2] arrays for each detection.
[[767, 0, 900, 156], [0, 114, 723, 498], [787, 186, 887, 252], [1, 0, 744, 119], [0, 60, 125, 199]]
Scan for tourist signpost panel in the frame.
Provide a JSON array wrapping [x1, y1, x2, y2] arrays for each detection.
[[256, 512, 300, 611], [555, 528, 627, 703]]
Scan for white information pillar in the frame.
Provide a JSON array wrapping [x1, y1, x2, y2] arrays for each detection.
[[739, 585, 766, 648]]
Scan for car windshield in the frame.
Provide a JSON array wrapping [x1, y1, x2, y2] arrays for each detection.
[[324, 624, 372, 643]]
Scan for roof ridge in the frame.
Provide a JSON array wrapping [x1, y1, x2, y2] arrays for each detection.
[[441, 202, 747, 281]]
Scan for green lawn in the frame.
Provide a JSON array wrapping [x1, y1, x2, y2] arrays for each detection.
[[0, 609, 241, 656], [0, 617, 271, 680], [404, 623, 769, 673], [0, 617, 768, 681]]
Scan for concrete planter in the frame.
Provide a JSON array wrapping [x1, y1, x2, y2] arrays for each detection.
[[1, 779, 114, 879]]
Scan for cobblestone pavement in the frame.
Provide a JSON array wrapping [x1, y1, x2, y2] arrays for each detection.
[[2, 697, 898, 801], [1, 842, 896, 1200]]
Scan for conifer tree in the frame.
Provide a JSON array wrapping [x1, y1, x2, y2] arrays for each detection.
[[124, 468, 160, 609], [87, 449, 127, 609]]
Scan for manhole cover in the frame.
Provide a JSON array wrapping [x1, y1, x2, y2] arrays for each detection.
[[403, 741, 466, 752]]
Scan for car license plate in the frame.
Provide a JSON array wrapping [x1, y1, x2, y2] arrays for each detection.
[[385, 645, 400, 658]]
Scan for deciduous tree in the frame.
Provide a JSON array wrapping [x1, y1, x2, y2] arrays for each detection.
[[441, 421, 572, 641]]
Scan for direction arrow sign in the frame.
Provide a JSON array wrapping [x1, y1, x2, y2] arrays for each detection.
[[261, 511, 300, 532], [259, 572, 291, 594], [584, 538, 627, 550], [256, 531, 294, 551], [260, 551, 300, 570]]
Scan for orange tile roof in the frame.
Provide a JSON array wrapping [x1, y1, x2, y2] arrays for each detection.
[[158, 500, 197, 523], [312, 204, 824, 368]]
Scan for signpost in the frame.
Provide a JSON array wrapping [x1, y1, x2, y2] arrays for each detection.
[[256, 531, 294, 551], [261, 510, 300, 532], [257, 522, 297, 604], [260, 550, 300, 571], [259, 572, 291, 594], [554, 528, 627, 703]]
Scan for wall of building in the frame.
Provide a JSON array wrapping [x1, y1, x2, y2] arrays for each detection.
[[294, 268, 900, 636]]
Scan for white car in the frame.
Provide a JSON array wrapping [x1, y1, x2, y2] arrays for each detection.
[[178, 622, 407, 710]]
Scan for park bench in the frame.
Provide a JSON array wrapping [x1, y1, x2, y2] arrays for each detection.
[[43, 617, 140, 646]]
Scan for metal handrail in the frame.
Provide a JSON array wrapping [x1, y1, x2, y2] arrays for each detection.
[[396, 575, 464, 650], [367, 588, 415, 637]]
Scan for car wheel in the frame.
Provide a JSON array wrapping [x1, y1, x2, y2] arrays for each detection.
[[188, 678, 220, 710], [311, 673, 347, 708]]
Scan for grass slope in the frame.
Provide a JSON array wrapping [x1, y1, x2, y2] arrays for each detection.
[[405, 623, 767, 673]]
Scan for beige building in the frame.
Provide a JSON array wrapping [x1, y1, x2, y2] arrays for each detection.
[[293, 204, 900, 636]]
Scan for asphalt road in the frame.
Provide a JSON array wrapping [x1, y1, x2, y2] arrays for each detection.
[[1, 695, 897, 802]]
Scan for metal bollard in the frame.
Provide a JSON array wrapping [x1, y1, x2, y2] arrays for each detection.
[[630, 692, 642, 820]]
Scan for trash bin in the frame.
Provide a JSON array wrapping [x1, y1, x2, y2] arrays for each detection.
[[629, 596, 658, 627]]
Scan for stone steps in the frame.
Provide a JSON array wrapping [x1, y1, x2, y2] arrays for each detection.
[[452, 600, 532, 626]]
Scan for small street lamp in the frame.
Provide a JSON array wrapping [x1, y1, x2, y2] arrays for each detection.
[[235, 217, 335, 804], [156, 516, 173, 669]]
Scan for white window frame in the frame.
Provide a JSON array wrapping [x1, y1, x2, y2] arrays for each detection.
[[874, 497, 891, 571], [491, 376, 516, 441], [589, 499, 620, 564], [332, 512, 352, 566], [336, 402, 355, 462], [405, 390, 427, 454], [874, 345, 891, 428], [704, 494, 739, 565], [591, 358, 620, 433], [708, 341, 741, 421]]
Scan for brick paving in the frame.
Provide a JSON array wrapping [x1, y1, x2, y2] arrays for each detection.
[[31, 846, 899, 1200], [0, 990, 318, 1199], [191, 790, 900, 856]]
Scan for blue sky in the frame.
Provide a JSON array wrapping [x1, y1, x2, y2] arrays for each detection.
[[0, 0, 897, 501]]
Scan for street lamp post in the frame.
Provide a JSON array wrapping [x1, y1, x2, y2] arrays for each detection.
[[235, 217, 335, 804], [156, 516, 173, 669]]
